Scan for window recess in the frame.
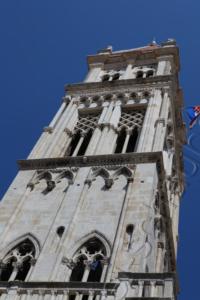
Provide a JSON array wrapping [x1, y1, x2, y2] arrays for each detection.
[[115, 108, 145, 153], [65, 112, 100, 157]]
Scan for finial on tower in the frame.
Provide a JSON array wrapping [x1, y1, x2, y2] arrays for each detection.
[[97, 45, 113, 54], [149, 37, 158, 46]]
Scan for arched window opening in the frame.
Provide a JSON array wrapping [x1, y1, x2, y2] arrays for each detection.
[[15, 257, 32, 281], [87, 255, 103, 282], [102, 74, 110, 82], [70, 237, 107, 283], [115, 128, 126, 153], [67, 131, 81, 156], [77, 129, 93, 156], [0, 257, 16, 281], [126, 128, 138, 153], [112, 73, 120, 81], [136, 71, 143, 78], [0, 239, 36, 281], [146, 70, 154, 78], [70, 256, 85, 282]]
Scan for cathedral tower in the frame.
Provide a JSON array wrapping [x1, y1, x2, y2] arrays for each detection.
[[0, 40, 185, 300]]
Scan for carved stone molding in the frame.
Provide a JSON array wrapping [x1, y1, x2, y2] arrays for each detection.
[[18, 152, 164, 175]]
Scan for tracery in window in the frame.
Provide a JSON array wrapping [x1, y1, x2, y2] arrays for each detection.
[[0, 239, 36, 281], [115, 109, 145, 153], [65, 113, 100, 157], [70, 237, 108, 283]]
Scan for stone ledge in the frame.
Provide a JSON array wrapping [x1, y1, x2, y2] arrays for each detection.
[[0, 281, 119, 293], [119, 272, 176, 280], [18, 152, 164, 172], [65, 75, 173, 94]]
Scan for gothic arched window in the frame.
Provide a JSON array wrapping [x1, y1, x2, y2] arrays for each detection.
[[0, 239, 36, 281], [114, 109, 145, 153], [70, 237, 108, 283], [65, 113, 100, 157]]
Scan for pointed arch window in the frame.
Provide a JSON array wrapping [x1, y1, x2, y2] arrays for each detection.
[[0, 239, 36, 281], [65, 113, 100, 157], [114, 109, 145, 153], [70, 237, 108, 283]]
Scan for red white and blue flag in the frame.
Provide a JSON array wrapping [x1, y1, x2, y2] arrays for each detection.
[[186, 106, 200, 128]]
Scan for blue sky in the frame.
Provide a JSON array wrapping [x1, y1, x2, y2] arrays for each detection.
[[0, 1, 199, 298]]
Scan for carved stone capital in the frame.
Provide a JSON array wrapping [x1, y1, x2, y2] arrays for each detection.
[[105, 178, 114, 189], [62, 96, 71, 104], [46, 180, 56, 191], [127, 177, 134, 183], [84, 179, 92, 186], [157, 242, 164, 249], [62, 257, 76, 269], [30, 258, 37, 266], [43, 126, 53, 133], [101, 257, 110, 265], [27, 182, 35, 191], [154, 118, 166, 127], [64, 128, 73, 136]]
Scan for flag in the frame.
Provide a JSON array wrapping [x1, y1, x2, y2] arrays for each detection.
[[90, 260, 100, 271], [186, 106, 200, 128]]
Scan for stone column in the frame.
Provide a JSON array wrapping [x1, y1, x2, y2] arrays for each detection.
[[63, 291, 69, 300], [156, 56, 173, 76], [84, 64, 103, 82], [82, 263, 90, 282], [88, 291, 94, 300], [72, 132, 86, 157], [150, 281, 156, 297], [85, 127, 102, 156], [152, 91, 170, 151], [137, 281, 144, 297], [122, 129, 131, 153], [155, 242, 164, 272], [163, 279, 174, 298], [123, 62, 134, 79], [49, 97, 70, 129], [28, 98, 72, 159], [0, 185, 32, 245], [44, 100, 78, 158], [137, 89, 163, 152], [95, 101, 116, 154], [100, 290, 107, 300]]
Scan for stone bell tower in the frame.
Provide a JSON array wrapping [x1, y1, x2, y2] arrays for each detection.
[[0, 40, 185, 300]]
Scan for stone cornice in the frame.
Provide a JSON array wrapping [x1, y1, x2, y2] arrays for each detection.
[[18, 152, 164, 175], [87, 45, 179, 71], [0, 281, 118, 293], [65, 75, 173, 95], [119, 272, 176, 280]]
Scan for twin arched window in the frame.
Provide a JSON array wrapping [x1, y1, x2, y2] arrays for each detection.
[[102, 73, 120, 82], [0, 239, 36, 281]]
